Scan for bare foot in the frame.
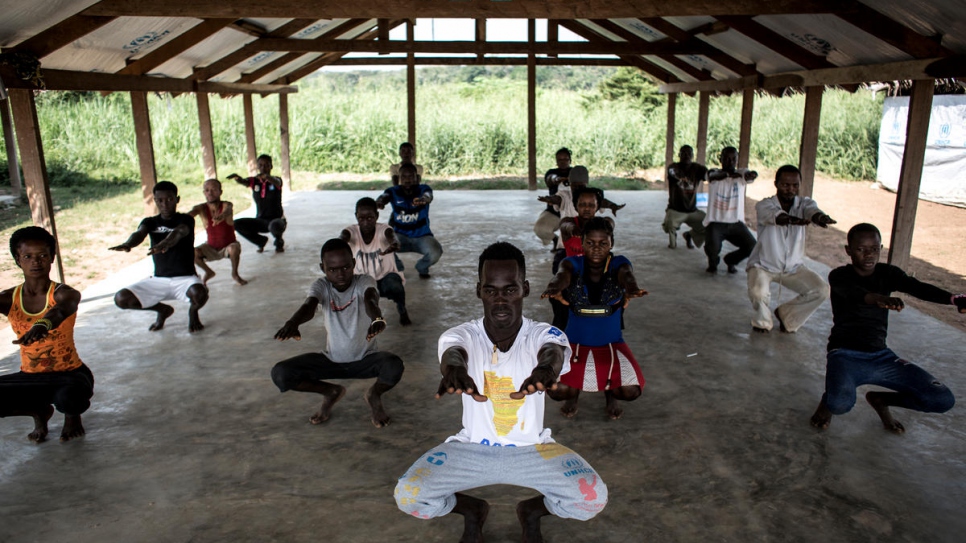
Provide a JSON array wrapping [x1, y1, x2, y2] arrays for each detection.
[[364, 385, 391, 428], [188, 309, 205, 333], [256, 242, 266, 253], [455, 493, 489, 543], [810, 401, 832, 430], [866, 392, 905, 434], [310, 385, 346, 425], [399, 311, 412, 326], [516, 496, 550, 543], [752, 326, 769, 334], [27, 405, 54, 443], [232, 274, 248, 286], [149, 304, 175, 332], [60, 414, 86, 442], [605, 393, 624, 420], [201, 270, 215, 286], [560, 397, 579, 418]]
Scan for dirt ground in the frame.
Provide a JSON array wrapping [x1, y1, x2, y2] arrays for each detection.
[[2, 172, 964, 332]]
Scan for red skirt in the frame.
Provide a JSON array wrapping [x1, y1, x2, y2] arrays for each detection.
[[560, 342, 644, 392]]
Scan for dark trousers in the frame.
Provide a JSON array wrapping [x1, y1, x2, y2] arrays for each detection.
[[0, 364, 94, 416], [378, 273, 407, 315], [235, 217, 287, 250], [271, 351, 404, 391], [704, 221, 756, 270]]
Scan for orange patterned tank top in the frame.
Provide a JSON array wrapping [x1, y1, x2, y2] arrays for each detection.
[[8, 282, 83, 373]]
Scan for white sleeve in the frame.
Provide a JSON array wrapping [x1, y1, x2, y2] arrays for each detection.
[[438, 324, 472, 365], [532, 323, 573, 377], [307, 279, 328, 307]]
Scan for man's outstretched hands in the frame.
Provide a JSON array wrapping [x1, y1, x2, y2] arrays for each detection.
[[275, 321, 301, 341], [367, 319, 387, 341], [436, 365, 487, 402], [509, 365, 558, 399]]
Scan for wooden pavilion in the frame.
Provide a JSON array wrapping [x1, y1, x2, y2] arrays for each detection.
[[1, 0, 964, 279]]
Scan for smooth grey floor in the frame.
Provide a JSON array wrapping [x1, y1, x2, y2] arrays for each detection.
[[1, 190, 964, 543]]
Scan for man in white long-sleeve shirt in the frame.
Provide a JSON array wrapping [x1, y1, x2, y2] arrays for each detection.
[[747, 165, 836, 333]]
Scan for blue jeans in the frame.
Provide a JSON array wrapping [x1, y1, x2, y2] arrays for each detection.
[[396, 233, 443, 276], [823, 348, 955, 415]]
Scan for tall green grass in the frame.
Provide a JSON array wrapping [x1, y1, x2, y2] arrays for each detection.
[[0, 71, 883, 189]]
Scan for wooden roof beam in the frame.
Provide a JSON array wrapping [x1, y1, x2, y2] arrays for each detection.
[[638, 18, 758, 77], [590, 19, 712, 81], [192, 18, 320, 81], [8, 14, 116, 59], [715, 16, 836, 71], [834, 2, 953, 59], [83, 0, 835, 19], [117, 19, 235, 76], [237, 18, 373, 84], [327, 57, 627, 66], [557, 20, 678, 83], [272, 20, 406, 84]]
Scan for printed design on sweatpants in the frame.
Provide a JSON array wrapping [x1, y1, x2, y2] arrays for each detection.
[[483, 371, 525, 435], [396, 465, 433, 516]]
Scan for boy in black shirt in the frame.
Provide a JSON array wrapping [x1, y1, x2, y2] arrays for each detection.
[[229, 154, 287, 253], [110, 181, 209, 332], [810, 223, 966, 433]]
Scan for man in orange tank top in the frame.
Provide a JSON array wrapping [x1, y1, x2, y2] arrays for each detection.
[[0, 227, 93, 443], [189, 179, 247, 286]]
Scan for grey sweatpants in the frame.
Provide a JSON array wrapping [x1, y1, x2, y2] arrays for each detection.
[[395, 441, 607, 521]]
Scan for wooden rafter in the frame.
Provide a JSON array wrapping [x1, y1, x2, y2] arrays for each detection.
[[326, 57, 626, 66], [230, 20, 268, 38], [589, 19, 712, 81], [116, 19, 235, 76], [834, 2, 953, 59], [237, 18, 372, 84], [9, 14, 116, 59], [638, 17, 758, 77], [715, 16, 836, 71], [192, 18, 320, 81], [557, 20, 678, 83], [83, 0, 835, 19]]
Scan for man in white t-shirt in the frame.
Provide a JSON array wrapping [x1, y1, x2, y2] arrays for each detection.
[[340, 197, 411, 325], [703, 146, 758, 274], [270, 239, 404, 428], [395, 242, 607, 543]]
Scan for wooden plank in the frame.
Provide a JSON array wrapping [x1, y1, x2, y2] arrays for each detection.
[[10, 14, 115, 59], [665, 93, 676, 172], [1, 98, 23, 198], [547, 19, 558, 59], [117, 19, 235, 76], [253, 37, 713, 56], [0, 66, 298, 94], [327, 56, 626, 66], [528, 19, 537, 191], [696, 91, 710, 165], [193, 18, 320, 81], [476, 19, 486, 59], [130, 91, 159, 216], [590, 19, 711, 81], [660, 75, 758, 94], [638, 17, 758, 77], [798, 86, 823, 197], [7, 89, 64, 282], [738, 88, 754, 169], [716, 16, 836, 71], [378, 18, 390, 54], [557, 20, 678, 83], [279, 93, 291, 189], [229, 20, 267, 38], [196, 92, 218, 179], [243, 93, 257, 175], [407, 20, 416, 146], [85, 0, 833, 18], [888, 79, 934, 269], [836, 3, 952, 59]]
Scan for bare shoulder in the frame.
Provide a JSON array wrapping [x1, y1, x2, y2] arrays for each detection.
[[53, 284, 81, 304]]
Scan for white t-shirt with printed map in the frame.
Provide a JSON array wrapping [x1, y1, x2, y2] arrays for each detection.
[[438, 317, 571, 447]]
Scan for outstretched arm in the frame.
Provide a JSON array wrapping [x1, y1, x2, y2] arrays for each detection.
[[382, 229, 400, 255], [14, 285, 81, 346], [109, 222, 151, 252], [148, 223, 191, 255], [375, 192, 391, 209], [364, 286, 386, 340], [537, 194, 563, 206], [542, 259, 575, 304], [226, 173, 248, 187], [510, 343, 565, 399], [274, 297, 320, 340], [616, 263, 647, 303], [435, 346, 487, 402], [601, 197, 625, 215]]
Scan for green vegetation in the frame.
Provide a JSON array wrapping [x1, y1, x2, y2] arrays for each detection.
[[0, 67, 883, 194]]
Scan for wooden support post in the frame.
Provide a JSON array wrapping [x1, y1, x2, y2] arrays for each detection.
[[8, 89, 64, 282], [888, 79, 934, 269], [196, 91, 217, 179], [130, 91, 158, 216], [476, 19, 485, 59], [548, 20, 558, 59], [407, 20, 416, 146], [1, 97, 23, 198], [696, 91, 710, 165], [243, 93, 257, 175], [738, 88, 755, 169], [798, 86, 823, 197], [665, 93, 677, 173], [527, 19, 537, 190], [279, 92, 292, 189]]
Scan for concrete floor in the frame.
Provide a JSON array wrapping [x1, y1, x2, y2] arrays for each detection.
[[1, 190, 964, 543]]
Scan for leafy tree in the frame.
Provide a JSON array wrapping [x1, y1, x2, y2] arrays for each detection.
[[585, 67, 663, 114]]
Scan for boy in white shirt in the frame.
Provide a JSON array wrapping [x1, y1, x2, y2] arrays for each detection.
[[703, 146, 758, 274], [394, 242, 607, 542]]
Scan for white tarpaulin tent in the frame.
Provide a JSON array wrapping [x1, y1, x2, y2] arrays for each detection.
[[878, 95, 966, 208]]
